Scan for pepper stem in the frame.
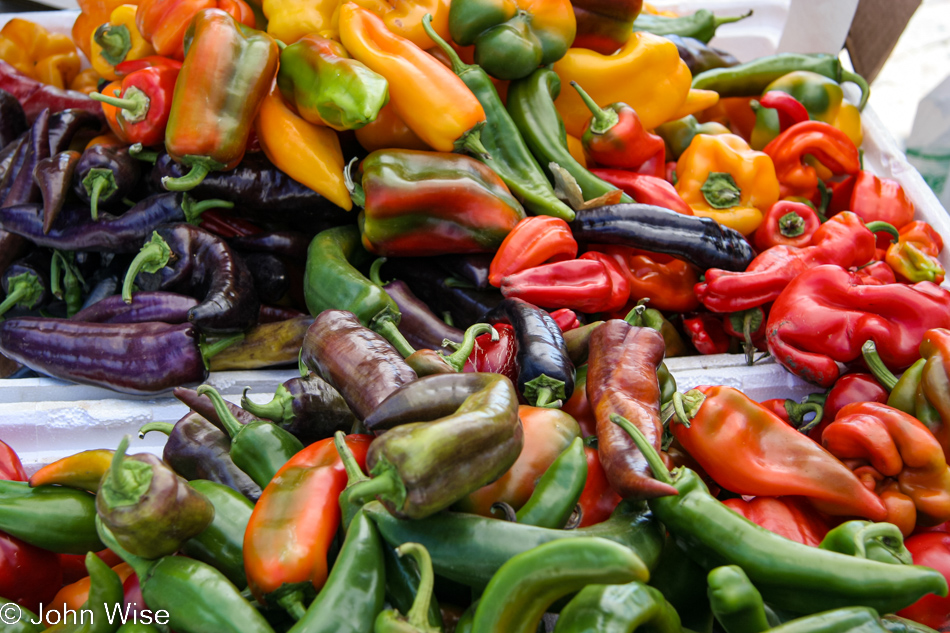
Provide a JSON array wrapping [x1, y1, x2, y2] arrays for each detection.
[[241, 385, 290, 424], [443, 276, 474, 289], [422, 13, 469, 76], [89, 87, 149, 123], [108, 435, 133, 493], [138, 421, 175, 438], [181, 195, 234, 224], [95, 517, 153, 584], [701, 172, 742, 209], [778, 211, 805, 237], [196, 385, 244, 439], [93, 22, 132, 66], [276, 593, 307, 622], [334, 430, 369, 486], [623, 299, 650, 326], [714, 10, 753, 28], [839, 69, 870, 110], [610, 414, 674, 485], [861, 340, 898, 391], [398, 543, 438, 630], [344, 469, 402, 506], [455, 122, 492, 161], [0, 273, 42, 317], [128, 143, 158, 164], [854, 522, 912, 564], [786, 401, 824, 434], [373, 315, 416, 358], [533, 387, 558, 409], [122, 231, 172, 304], [82, 168, 117, 221], [864, 220, 900, 243], [523, 374, 565, 408], [199, 333, 244, 369], [162, 162, 211, 192], [440, 323, 496, 372], [369, 257, 387, 286], [344, 157, 365, 208], [671, 389, 707, 427], [570, 81, 618, 135]]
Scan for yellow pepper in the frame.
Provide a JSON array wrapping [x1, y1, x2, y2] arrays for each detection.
[[834, 101, 863, 148], [264, 0, 338, 44], [552, 31, 692, 138], [331, 0, 451, 49], [670, 88, 720, 122], [255, 85, 352, 211], [675, 133, 779, 236], [35, 54, 82, 89], [0, 19, 81, 88], [70, 67, 104, 95], [89, 5, 154, 81], [73, 0, 138, 62], [0, 36, 36, 78]]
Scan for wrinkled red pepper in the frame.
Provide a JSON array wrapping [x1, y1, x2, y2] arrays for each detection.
[[898, 532, 950, 629], [855, 260, 898, 286], [757, 91, 809, 132], [590, 169, 692, 215], [763, 120, 861, 201], [593, 244, 699, 313], [499, 258, 624, 314], [489, 216, 577, 288], [831, 170, 915, 231], [578, 252, 630, 313], [753, 200, 821, 251], [683, 313, 731, 355], [806, 372, 889, 441], [550, 309, 581, 332]]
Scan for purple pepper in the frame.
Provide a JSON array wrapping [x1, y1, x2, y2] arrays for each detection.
[[47, 109, 101, 156], [34, 150, 81, 234], [384, 279, 464, 352], [2, 108, 49, 207], [71, 291, 199, 324], [0, 249, 52, 318], [72, 144, 141, 221], [174, 386, 262, 428], [229, 231, 312, 261]]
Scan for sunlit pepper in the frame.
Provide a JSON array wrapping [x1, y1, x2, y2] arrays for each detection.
[[0, 19, 80, 88], [553, 32, 696, 138], [489, 216, 577, 287], [763, 120, 860, 202], [339, 3, 488, 155], [135, 0, 255, 60], [886, 221, 945, 284], [90, 55, 180, 146], [675, 133, 780, 235], [833, 170, 917, 230], [73, 0, 138, 63], [333, 0, 451, 49], [89, 5, 154, 81]]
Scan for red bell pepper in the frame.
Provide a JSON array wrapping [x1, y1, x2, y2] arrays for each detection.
[[89, 55, 181, 146], [578, 251, 630, 313], [831, 170, 915, 230], [488, 216, 577, 288], [576, 445, 622, 527], [0, 531, 63, 614], [670, 385, 888, 520], [593, 244, 699, 313], [723, 496, 832, 546], [464, 322, 518, 384], [591, 169, 692, 215], [898, 532, 950, 629], [572, 81, 665, 176], [0, 440, 26, 482], [766, 264, 950, 387], [763, 120, 861, 202], [757, 91, 809, 132], [550, 308, 581, 332], [499, 258, 620, 314], [683, 313, 731, 355], [696, 211, 897, 313], [856, 260, 898, 285], [753, 200, 821, 251], [886, 220, 945, 284], [806, 372, 889, 441]]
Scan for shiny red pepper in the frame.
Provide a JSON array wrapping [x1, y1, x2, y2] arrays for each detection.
[[0, 532, 63, 614], [856, 260, 897, 285], [757, 91, 809, 132], [723, 496, 831, 546], [550, 309, 581, 332], [0, 440, 26, 482], [499, 258, 619, 314], [590, 169, 692, 215], [807, 372, 889, 441], [90, 55, 181, 146], [753, 200, 821, 251], [578, 251, 630, 313], [593, 244, 699, 313], [831, 171, 916, 231], [136, 0, 256, 60], [577, 445, 622, 527], [898, 532, 950, 629], [465, 322, 518, 384], [886, 221, 945, 284], [488, 216, 577, 288], [763, 120, 861, 202], [683, 313, 731, 355]]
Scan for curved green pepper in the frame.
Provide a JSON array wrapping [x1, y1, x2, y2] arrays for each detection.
[[471, 537, 648, 633], [649, 538, 714, 633], [181, 479, 254, 589], [0, 481, 102, 554], [374, 543, 439, 633], [554, 581, 682, 633], [818, 521, 912, 565], [197, 385, 303, 489], [766, 607, 888, 633], [46, 552, 125, 633], [707, 565, 771, 633], [633, 9, 752, 44], [303, 225, 415, 357], [881, 615, 941, 632], [515, 436, 587, 529]]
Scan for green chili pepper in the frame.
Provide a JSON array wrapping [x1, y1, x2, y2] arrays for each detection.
[[881, 615, 941, 632], [421, 14, 574, 222], [0, 481, 102, 554], [766, 607, 888, 633], [0, 597, 43, 633], [287, 509, 386, 633], [470, 537, 648, 633], [303, 225, 415, 357], [889, 358, 927, 412], [374, 543, 439, 633], [46, 552, 125, 633], [563, 321, 602, 366], [97, 517, 276, 633], [624, 302, 678, 404], [515, 436, 587, 529], [181, 479, 254, 589], [633, 9, 752, 44], [648, 538, 714, 633], [818, 521, 913, 565], [553, 581, 682, 633], [707, 565, 771, 633], [614, 413, 949, 615], [506, 68, 632, 205], [197, 385, 303, 488], [50, 251, 85, 318], [656, 115, 732, 161], [691, 53, 870, 110], [364, 497, 664, 590]]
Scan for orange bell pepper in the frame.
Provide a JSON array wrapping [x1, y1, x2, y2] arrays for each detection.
[[886, 221, 945, 284], [339, 3, 487, 155], [354, 101, 430, 153], [333, 0, 451, 49], [69, 67, 104, 95], [135, 0, 255, 60], [592, 244, 699, 313]]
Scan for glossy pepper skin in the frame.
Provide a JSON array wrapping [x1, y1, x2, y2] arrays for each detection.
[[918, 329, 950, 462], [89, 4, 154, 80], [380, 278, 465, 352], [766, 265, 950, 387], [450, 0, 576, 80], [898, 532, 950, 629], [34, 150, 80, 235], [277, 34, 388, 131], [555, 580, 682, 633], [181, 479, 253, 589], [763, 120, 861, 202], [819, 520, 913, 565], [596, 245, 700, 313], [500, 258, 618, 314], [243, 435, 371, 608], [832, 170, 916, 229], [750, 71, 847, 150], [72, 144, 142, 221], [356, 149, 525, 257], [135, 0, 255, 61], [667, 33, 739, 75], [696, 212, 886, 313], [97, 436, 214, 559], [723, 496, 831, 546], [886, 221, 945, 284], [339, 3, 487, 155], [570, 0, 641, 55], [706, 565, 771, 633], [72, 291, 197, 325], [618, 415, 949, 615], [373, 543, 439, 633], [515, 435, 587, 529], [90, 56, 180, 147], [753, 200, 820, 251], [0, 440, 27, 482], [591, 169, 693, 215], [670, 386, 887, 520], [0, 480, 101, 555], [489, 216, 577, 287], [162, 9, 278, 191], [655, 114, 730, 161]]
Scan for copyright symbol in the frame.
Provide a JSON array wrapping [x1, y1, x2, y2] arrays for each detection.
[[0, 602, 21, 624]]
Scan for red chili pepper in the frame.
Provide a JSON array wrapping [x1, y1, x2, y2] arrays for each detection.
[[0, 440, 26, 482], [886, 221, 945, 284], [757, 91, 809, 131], [89, 56, 181, 146], [563, 366, 596, 438], [696, 211, 894, 313], [723, 496, 832, 546], [488, 216, 577, 288], [753, 200, 821, 251], [0, 531, 63, 613], [763, 120, 861, 202], [499, 258, 618, 314], [572, 81, 666, 176], [578, 252, 631, 313], [683, 313, 731, 355], [807, 372, 889, 441], [577, 445, 622, 527], [590, 169, 693, 215], [898, 532, 950, 629], [464, 322, 518, 384], [550, 309, 580, 332]]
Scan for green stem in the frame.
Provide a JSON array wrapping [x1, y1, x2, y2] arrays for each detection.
[[570, 81, 618, 135], [49, 251, 63, 300], [128, 143, 158, 163], [369, 257, 387, 286], [398, 542, 437, 629], [861, 340, 898, 391], [89, 87, 149, 122], [785, 401, 824, 434], [422, 13, 468, 75], [89, 175, 105, 221], [864, 221, 900, 242], [109, 435, 133, 492], [344, 157, 365, 208], [95, 516, 153, 582], [181, 195, 235, 224], [345, 469, 402, 505], [779, 212, 805, 237], [839, 69, 870, 110], [199, 333, 244, 369], [440, 323, 495, 372], [122, 232, 172, 304], [854, 523, 912, 564], [196, 385, 244, 439], [93, 22, 132, 66], [138, 421, 175, 438], [671, 389, 707, 427], [0, 274, 41, 317], [609, 414, 673, 484], [623, 299, 649, 326], [714, 10, 753, 27], [442, 311, 455, 328], [162, 163, 211, 192], [534, 387, 558, 408], [241, 386, 288, 423], [335, 430, 369, 486], [455, 122, 491, 160], [443, 276, 474, 289], [276, 593, 307, 621], [742, 309, 756, 366], [374, 316, 416, 358]]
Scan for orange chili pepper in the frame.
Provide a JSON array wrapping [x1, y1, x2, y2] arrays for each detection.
[[49, 562, 134, 612]]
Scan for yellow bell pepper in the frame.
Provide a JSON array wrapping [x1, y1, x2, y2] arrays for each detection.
[[89, 5, 154, 81], [553, 31, 692, 138], [255, 85, 352, 211], [670, 88, 720, 122], [834, 101, 863, 148], [675, 133, 779, 236], [0, 36, 36, 78], [0, 19, 81, 88], [70, 67, 104, 95], [264, 0, 338, 44], [35, 54, 82, 89], [331, 0, 451, 50], [73, 0, 139, 62]]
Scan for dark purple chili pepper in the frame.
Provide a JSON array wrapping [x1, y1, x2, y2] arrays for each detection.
[[240, 252, 289, 305], [258, 304, 306, 324], [73, 144, 141, 221], [2, 107, 50, 207], [437, 254, 493, 290], [0, 249, 51, 318], [0, 317, 211, 395], [174, 386, 262, 428], [71, 290, 198, 324], [241, 373, 358, 445], [0, 89, 28, 150], [0, 192, 232, 252], [122, 223, 260, 334], [0, 134, 26, 186], [34, 150, 81, 234], [228, 231, 311, 261], [47, 109, 102, 155], [139, 411, 262, 501]]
